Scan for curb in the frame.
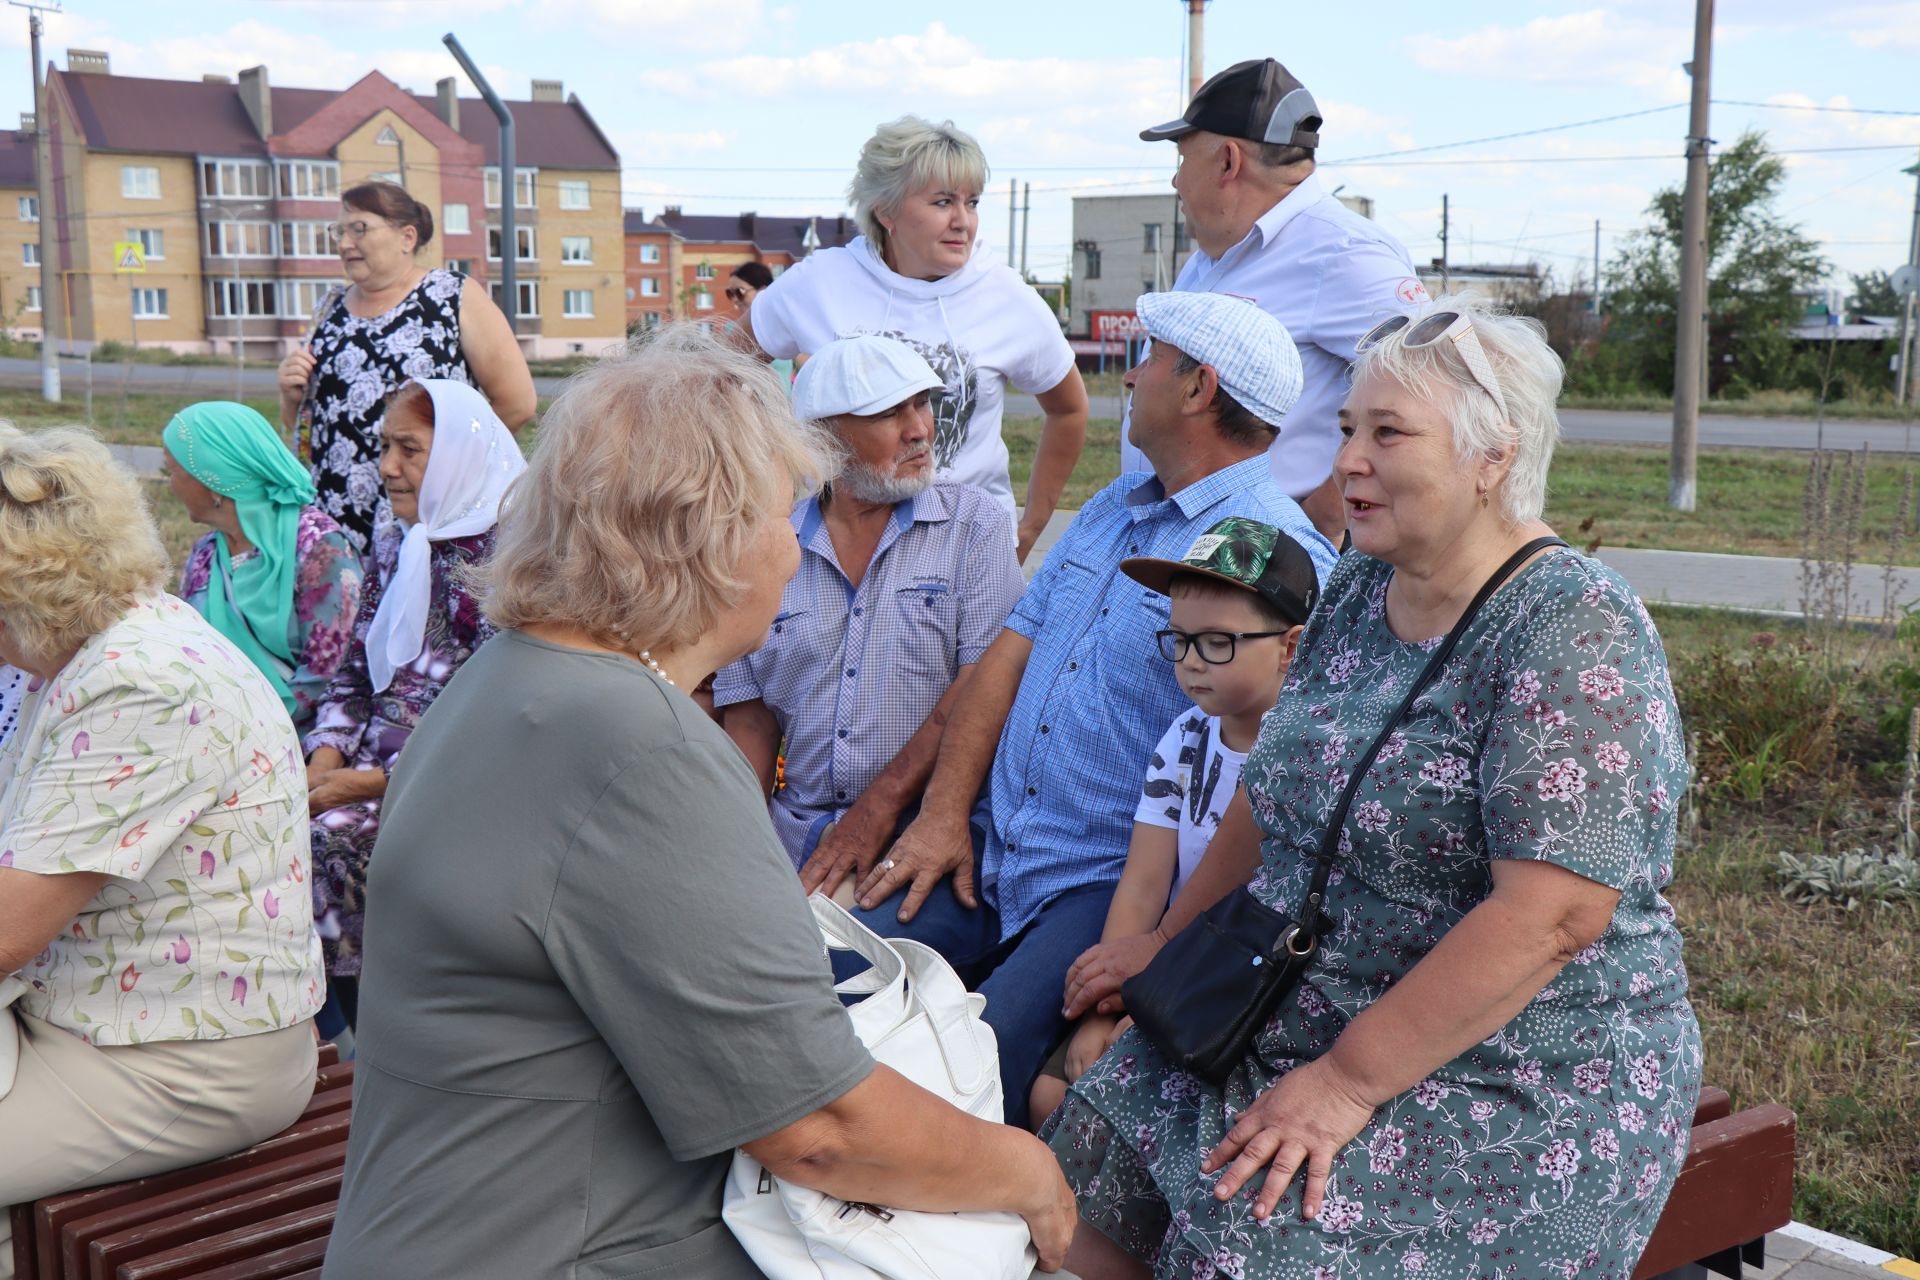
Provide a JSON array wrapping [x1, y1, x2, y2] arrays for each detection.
[[1778, 1222, 1920, 1277]]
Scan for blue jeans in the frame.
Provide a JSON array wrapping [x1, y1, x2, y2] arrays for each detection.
[[845, 830, 1116, 1129]]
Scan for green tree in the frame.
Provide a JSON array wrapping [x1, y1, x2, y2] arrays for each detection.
[[1596, 130, 1829, 396], [1849, 269, 1902, 320]]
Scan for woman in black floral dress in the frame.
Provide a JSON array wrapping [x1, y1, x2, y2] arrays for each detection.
[[277, 180, 535, 552]]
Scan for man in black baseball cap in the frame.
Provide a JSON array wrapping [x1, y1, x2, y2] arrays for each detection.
[[1120, 57, 1429, 548]]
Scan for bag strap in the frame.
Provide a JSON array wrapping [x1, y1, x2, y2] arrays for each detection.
[[1294, 536, 1566, 938]]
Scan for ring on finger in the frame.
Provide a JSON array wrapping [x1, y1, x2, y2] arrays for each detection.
[[882, 858, 896, 871]]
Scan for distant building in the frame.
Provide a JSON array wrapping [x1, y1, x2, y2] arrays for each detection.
[[41, 51, 626, 358], [622, 211, 679, 332], [0, 126, 42, 340], [1416, 261, 1545, 307], [622, 207, 858, 331]]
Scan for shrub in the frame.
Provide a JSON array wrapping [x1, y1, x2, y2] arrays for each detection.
[[1676, 635, 1843, 800]]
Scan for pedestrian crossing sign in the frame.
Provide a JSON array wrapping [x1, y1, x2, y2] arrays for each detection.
[[113, 241, 146, 272]]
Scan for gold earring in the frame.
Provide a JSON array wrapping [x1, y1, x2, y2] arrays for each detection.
[[1480, 492, 1489, 509]]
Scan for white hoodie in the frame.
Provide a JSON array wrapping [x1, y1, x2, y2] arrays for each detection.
[[750, 236, 1075, 517]]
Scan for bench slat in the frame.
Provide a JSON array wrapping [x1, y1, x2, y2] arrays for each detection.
[[108, 1202, 336, 1280], [81, 1155, 344, 1280], [1632, 1103, 1796, 1279]]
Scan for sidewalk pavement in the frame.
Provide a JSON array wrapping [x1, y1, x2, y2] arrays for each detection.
[[1738, 1223, 1920, 1280]]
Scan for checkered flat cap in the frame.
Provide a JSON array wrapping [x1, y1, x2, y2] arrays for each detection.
[[1138, 291, 1304, 427]]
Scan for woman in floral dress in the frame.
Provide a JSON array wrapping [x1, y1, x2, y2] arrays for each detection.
[[276, 180, 534, 553], [1048, 301, 1702, 1280], [305, 379, 525, 1027]]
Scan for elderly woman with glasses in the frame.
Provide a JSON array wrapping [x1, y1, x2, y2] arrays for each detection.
[[1046, 298, 1702, 1280], [743, 116, 1088, 564], [276, 179, 536, 553]]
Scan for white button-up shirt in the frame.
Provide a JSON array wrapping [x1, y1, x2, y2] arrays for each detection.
[[1120, 172, 1427, 497]]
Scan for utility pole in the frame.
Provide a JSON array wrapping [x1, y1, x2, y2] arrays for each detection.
[[444, 33, 515, 328], [1592, 220, 1601, 314], [1669, 0, 1714, 512], [1185, 0, 1208, 101], [14, 0, 61, 402], [1007, 177, 1016, 269], [1019, 181, 1030, 279], [1896, 154, 1920, 407], [1439, 194, 1451, 294]]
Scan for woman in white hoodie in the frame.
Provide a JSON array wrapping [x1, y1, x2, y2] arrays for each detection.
[[746, 116, 1088, 564]]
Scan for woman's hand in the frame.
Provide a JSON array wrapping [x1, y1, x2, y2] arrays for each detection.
[[306, 765, 386, 815], [1063, 1014, 1120, 1082], [1201, 1056, 1378, 1223], [278, 347, 316, 422], [1012, 1139, 1078, 1272], [1061, 928, 1166, 1019]]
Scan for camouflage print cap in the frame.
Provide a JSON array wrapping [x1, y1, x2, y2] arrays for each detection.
[[1120, 516, 1319, 625]]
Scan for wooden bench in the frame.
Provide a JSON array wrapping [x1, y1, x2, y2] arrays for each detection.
[[14, 1065, 1795, 1279]]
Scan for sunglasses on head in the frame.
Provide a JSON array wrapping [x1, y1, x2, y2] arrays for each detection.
[[1357, 310, 1508, 420]]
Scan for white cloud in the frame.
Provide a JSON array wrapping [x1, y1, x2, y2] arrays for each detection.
[[616, 128, 733, 162], [1405, 10, 1693, 101], [546, 0, 764, 51]]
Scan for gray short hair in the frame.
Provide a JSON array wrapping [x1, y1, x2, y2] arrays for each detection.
[[847, 116, 989, 257], [1350, 295, 1562, 524]]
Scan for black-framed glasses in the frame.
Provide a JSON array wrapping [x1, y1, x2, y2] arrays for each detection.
[[1155, 628, 1289, 664]]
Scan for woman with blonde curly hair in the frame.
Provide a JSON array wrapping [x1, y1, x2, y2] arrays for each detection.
[[323, 325, 1075, 1280], [0, 427, 323, 1274]]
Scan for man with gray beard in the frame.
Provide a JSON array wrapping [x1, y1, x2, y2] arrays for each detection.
[[717, 335, 1024, 895]]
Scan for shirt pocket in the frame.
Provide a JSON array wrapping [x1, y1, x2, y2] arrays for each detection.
[[889, 582, 960, 680]]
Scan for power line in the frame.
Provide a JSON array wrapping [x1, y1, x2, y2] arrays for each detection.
[[1329, 104, 1687, 164], [1715, 98, 1920, 117]]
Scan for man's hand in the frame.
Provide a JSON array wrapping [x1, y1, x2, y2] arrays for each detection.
[[307, 765, 386, 816], [799, 806, 892, 898], [1062, 928, 1167, 1019], [854, 808, 975, 923], [1062, 1014, 1120, 1083]]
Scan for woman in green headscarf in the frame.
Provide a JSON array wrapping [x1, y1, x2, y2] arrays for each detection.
[[163, 403, 364, 730]]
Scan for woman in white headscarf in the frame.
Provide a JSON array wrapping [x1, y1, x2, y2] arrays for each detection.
[[305, 378, 525, 1027]]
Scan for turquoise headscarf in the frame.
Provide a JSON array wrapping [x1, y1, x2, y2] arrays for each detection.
[[162, 403, 316, 716]]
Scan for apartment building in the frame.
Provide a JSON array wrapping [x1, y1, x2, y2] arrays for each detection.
[[0, 129, 43, 340], [41, 51, 624, 358], [623, 211, 678, 331], [623, 207, 858, 330]]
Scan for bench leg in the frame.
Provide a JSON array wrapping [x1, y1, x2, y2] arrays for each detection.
[[1643, 1237, 1767, 1280]]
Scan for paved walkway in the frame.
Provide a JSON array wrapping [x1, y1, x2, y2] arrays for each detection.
[[1747, 1223, 1920, 1280]]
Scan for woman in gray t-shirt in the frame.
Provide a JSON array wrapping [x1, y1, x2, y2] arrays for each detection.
[[322, 327, 1075, 1280]]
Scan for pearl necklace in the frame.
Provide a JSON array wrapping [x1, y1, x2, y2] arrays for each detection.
[[639, 650, 676, 687]]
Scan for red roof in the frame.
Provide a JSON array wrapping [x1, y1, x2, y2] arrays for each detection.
[[0, 131, 35, 187], [652, 209, 860, 255], [51, 69, 617, 170]]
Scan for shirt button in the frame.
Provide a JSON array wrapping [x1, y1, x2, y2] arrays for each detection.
[[837, 791, 847, 801], [1006, 841, 1016, 852], [837, 729, 848, 739], [845, 668, 857, 678], [1027, 786, 1037, 796], [1067, 661, 1077, 671], [1100, 607, 1109, 617], [1040, 724, 1050, 734], [852, 606, 862, 616], [1130, 545, 1139, 553]]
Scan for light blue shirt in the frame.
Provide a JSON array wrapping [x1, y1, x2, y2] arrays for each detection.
[[985, 456, 1337, 938]]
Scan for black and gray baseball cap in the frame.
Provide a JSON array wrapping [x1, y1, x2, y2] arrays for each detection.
[[1139, 58, 1322, 149]]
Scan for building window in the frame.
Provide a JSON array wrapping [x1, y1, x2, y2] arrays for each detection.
[[694, 287, 713, 310], [639, 277, 661, 297], [488, 279, 539, 316], [21, 242, 36, 266], [639, 243, 661, 264], [279, 221, 335, 259], [563, 288, 594, 318], [558, 179, 591, 210], [281, 278, 334, 320], [127, 228, 165, 259], [17, 196, 37, 222], [1079, 243, 1101, 279], [201, 159, 273, 200], [24, 285, 40, 311], [483, 167, 536, 209], [207, 279, 279, 318], [694, 262, 715, 280], [1143, 223, 1161, 252], [641, 312, 661, 330], [444, 203, 470, 236], [1173, 223, 1191, 253], [486, 225, 537, 262], [122, 166, 161, 200], [625, 286, 635, 301], [446, 258, 473, 275], [132, 286, 170, 318], [207, 221, 276, 257], [275, 160, 340, 200], [560, 235, 591, 264]]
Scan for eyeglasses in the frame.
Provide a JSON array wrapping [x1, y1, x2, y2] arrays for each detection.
[[1155, 628, 1289, 664], [1357, 310, 1509, 421], [326, 219, 386, 243], [724, 286, 748, 303]]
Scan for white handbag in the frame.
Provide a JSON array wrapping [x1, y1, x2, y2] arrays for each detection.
[[722, 894, 1037, 1280]]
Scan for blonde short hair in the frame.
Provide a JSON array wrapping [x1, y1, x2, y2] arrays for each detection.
[[478, 325, 831, 651], [848, 115, 989, 257], [0, 424, 168, 662], [1350, 295, 1564, 524]]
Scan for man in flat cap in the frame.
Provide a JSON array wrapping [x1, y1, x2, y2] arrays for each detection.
[[1124, 57, 1428, 541], [850, 291, 1337, 1127]]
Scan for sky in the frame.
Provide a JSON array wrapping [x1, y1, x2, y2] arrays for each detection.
[[4, 0, 1916, 300]]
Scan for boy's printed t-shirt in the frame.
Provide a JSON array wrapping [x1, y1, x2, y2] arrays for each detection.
[[1133, 709, 1247, 904]]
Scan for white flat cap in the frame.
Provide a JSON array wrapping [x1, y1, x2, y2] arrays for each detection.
[[1137, 291, 1304, 427], [791, 334, 944, 421]]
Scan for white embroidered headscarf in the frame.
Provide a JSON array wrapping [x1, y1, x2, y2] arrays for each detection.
[[363, 379, 526, 692]]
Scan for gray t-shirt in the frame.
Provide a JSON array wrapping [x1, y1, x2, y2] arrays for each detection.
[[324, 631, 874, 1280]]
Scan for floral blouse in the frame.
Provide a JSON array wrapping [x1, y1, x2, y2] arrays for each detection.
[[304, 524, 496, 771], [0, 596, 325, 1046], [178, 505, 363, 733]]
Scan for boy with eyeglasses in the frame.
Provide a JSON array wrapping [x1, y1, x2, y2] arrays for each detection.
[[1030, 516, 1317, 1123]]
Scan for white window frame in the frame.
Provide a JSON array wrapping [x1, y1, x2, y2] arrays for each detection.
[[206, 221, 276, 258], [121, 166, 161, 200], [443, 203, 470, 236], [21, 242, 36, 267], [486, 224, 537, 262], [280, 278, 333, 320], [694, 262, 715, 280], [128, 228, 165, 260], [488, 278, 539, 316], [694, 287, 713, 310], [639, 277, 662, 297], [275, 159, 341, 201], [639, 242, 661, 264], [201, 158, 273, 200], [18, 195, 37, 222], [558, 179, 591, 210], [24, 284, 41, 311], [562, 288, 594, 318], [483, 166, 537, 209], [278, 221, 335, 259], [207, 279, 280, 319], [131, 286, 169, 318], [560, 235, 592, 264]]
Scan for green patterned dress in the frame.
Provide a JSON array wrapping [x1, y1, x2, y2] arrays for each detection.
[[1044, 549, 1703, 1279]]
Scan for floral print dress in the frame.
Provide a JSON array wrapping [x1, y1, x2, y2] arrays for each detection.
[[305, 268, 471, 553], [305, 524, 495, 976], [1044, 550, 1703, 1280], [178, 505, 363, 735]]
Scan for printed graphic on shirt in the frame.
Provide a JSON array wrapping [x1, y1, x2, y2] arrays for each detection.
[[870, 327, 979, 473]]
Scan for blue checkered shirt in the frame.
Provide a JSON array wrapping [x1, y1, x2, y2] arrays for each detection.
[[714, 483, 1021, 866], [985, 456, 1337, 938]]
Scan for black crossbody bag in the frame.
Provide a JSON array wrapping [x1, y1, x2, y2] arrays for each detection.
[[1120, 537, 1566, 1085]]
